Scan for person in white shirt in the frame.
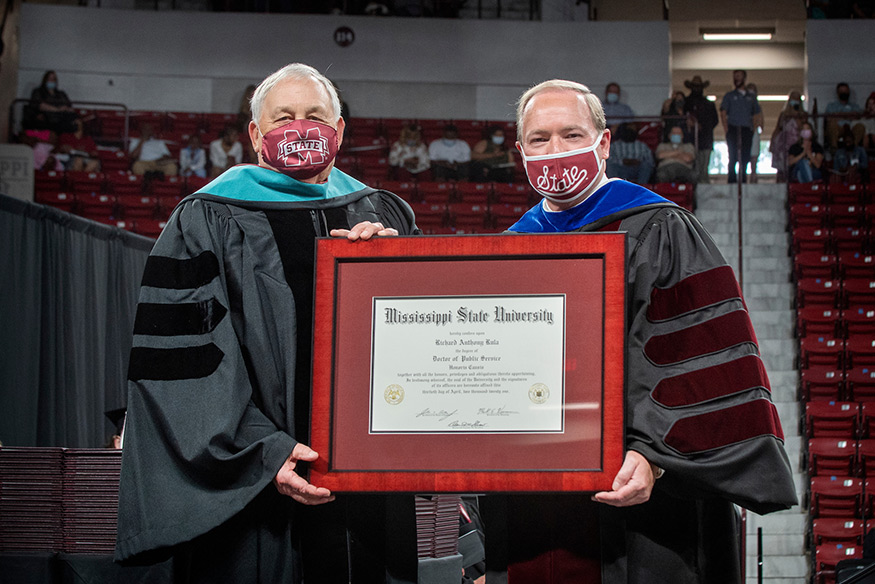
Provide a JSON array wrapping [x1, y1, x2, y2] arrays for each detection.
[[130, 123, 178, 176], [428, 124, 471, 180], [209, 125, 244, 178], [179, 134, 207, 178]]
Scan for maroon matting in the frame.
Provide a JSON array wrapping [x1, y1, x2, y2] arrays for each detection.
[[310, 233, 626, 492]]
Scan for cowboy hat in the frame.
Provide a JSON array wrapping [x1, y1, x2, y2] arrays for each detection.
[[684, 75, 710, 89]]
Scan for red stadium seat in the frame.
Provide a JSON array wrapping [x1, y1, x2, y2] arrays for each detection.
[[165, 111, 203, 135], [810, 476, 863, 518], [446, 202, 488, 232], [117, 195, 158, 219], [801, 366, 845, 402], [829, 183, 867, 206], [860, 402, 875, 438], [831, 205, 867, 229], [788, 182, 828, 205], [797, 307, 842, 337], [96, 149, 131, 174], [77, 193, 117, 221], [797, 278, 843, 309], [202, 112, 238, 134], [408, 202, 447, 233], [800, 336, 845, 369], [846, 309, 875, 337], [133, 219, 167, 238], [790, 203, 830, 229], [792, 227, 832, 254], [34, 169, 65, 192], [858, 440, 875, 477], [815, 542, 863, 584], [492, 182, 535, 206], [129, 110, 165, 133], [845, 365, 875, 404], [811, 518, 865, 546], [67, 171, 106, 197], [105, 171, 144, 197], [846, 338, 875, 368], [833, 227, 869, 255], [455, 181, 493, 203], [809, 438, 857, 476], [490, 204, 529, 231], [417, 181, 455, 204], [795, 252, 840, 280], [377, 180, 418, 202], [844, 280, 875, 310], [34, 191, 76, 213], [806, 401, 859, 439], [841, 253, 875, 280]]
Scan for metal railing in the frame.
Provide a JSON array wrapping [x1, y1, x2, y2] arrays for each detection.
[[9, 99, 130, 146]]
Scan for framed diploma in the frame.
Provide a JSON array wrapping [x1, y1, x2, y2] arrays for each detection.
[[310, 233, 626, 492]]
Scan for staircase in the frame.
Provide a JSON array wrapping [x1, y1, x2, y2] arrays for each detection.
[[694, 183, 809, 584]]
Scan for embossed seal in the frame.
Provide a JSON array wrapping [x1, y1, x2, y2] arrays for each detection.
[[384, 384, 404, 405], [528, 383, 549, 404]]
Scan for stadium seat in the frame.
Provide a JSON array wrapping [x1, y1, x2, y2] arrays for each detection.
[[792, 227, 832, 254], [34, 169, 65, 193], [795, 251, 840, 280], [492, 182, 534, 206], [788, 182, 828, 205], [815, 542, 863, 584], [34, 191, 76, 214], [408, 202, 447, 233], [129, 110, 165, 133], [841, 253, 875, 280], [809, 438, 857, 477], [446, 202, 488, 232], [67, 171, 106, 198], [846, 309, 875, 337], [797, 307, 843, 337], [849, 369, 875, 403], [806, 401, 859, 439], [802, 366, 846, 402], [833, 227, 869, 255], [858, 440, 875, 477], [829, 183, 867, 206], [202, 112, 238, 134], [798, 278, 843, 309], [810, 476, 863, 518], [455, 181, 493, 203], [846, 338, 875, 368], [490, 204, 529, 231], [377, 180, 418, 203], [165, 111, 203, 135], [860, 402, 875, 438], [831, 205, 867, 229], [811, 518, 865, 546], [790, 203, 830, 229], [96, 149, 131, 174], [77, 193, 117, 221], [417, 181, 455, 204], [117, 195, 158, 219], [106, 171, 144, 197], [133, 219, 167, 238], [800, 336, 845, 369]]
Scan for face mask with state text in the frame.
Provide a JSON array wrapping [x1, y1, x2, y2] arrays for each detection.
[[258, 119, 339, 180], [519, 132, 605, 205]]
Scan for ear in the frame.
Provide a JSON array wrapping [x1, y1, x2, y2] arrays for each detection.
[[335, 116, 346, 150], [599, 129, 612, 160], [248, 120, 262, 162], [515, 141, 523, 155]]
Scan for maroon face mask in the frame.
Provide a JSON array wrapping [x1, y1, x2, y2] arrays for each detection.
[[259, 119, 339, 180]]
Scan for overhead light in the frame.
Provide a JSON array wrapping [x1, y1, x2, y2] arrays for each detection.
[[700, 28, 774, 41]]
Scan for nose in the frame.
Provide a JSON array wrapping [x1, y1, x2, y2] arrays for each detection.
[[544, 136, 564, 155]]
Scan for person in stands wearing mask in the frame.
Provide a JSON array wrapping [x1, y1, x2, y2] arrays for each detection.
[[825, 81, 865, 149], [26, 70, 79, 134], [683, 75, 719, 184], [603, 81, 636, 132], [769, 90, 809, 182], [428, 123, 471, 181], [787, 120, 825, 183], [720, 69, 763, 184], [115, 63, 421, 584], [654, 125, 697, 184], [470, 125, 515, 182], [482, 79, 796, 583]]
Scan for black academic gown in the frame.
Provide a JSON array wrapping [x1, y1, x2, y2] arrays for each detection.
[[115, 166, 420, 584], [485, 180, 797, 583]]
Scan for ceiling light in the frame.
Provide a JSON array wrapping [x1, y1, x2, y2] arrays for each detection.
[[707, 95, 804, 102], [700, 28, 774, 42]]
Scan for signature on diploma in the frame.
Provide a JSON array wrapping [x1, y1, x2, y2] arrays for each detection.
[[416, 407, 458, 421], [449, 420, 488, 429], [477, 405, 519, 417]]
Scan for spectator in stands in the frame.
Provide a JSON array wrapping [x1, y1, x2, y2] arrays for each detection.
[[237, 84, 259, 163], [58, 118, 100, 173], [470, 126, 515, 183], [660, 90, 688, 142], [825, 82, 865, 148], [769, 90, 808, 182], [654, 126, 697, 184], [720, 70, 762, 184], [428, 123, 470, 181], [832, 127, 869, 183], [861, 92, 875, 149], [179, 133, 207, 178], [788, 121, 825, 183], [23, 129, 64, 171], [129, 122, 178, 177], [607, 123, 654, 185], [389, 123, 430, 180], [26, 70, 79, 135], [603, 82, 635, 130], [209, 125, 244, 178], [683, 75, 719, 184]]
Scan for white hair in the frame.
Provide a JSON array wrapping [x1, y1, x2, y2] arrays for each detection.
[[250, 63, 341, 124], [516, 79, 606, 141]]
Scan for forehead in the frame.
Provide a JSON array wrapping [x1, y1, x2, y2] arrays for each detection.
[[670, 126, 683, 133], [261, 77, 331, 119], [522, 90, 593, 131]]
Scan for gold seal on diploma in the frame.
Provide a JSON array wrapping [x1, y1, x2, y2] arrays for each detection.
[[529, 383, 549, 404], [384, 384, 404, 405]]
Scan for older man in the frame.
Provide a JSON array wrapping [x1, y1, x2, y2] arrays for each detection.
[[115, 63, 420, 583], [483, 79, 796, 583]]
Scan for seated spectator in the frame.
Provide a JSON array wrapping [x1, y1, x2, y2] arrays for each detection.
[[209, 125, 244, 178], [861, 92, 875, 149], [769, 90, 808, 182], [654, 126, 697, 184], [470, 126, 514, 183], [660, 91, 688, 142], [603, 82, 636, 131], [236, 85, 258, 163], [832, 128, 869, 183], [389, 123, 430, 180], [825, 82, 865, 148], [787, 121, 825, 183], [23, 129, 64, 171], [25, 70, 79, 135], [57, 118, 100, 173], [129, 122, 178, 177], [179, 134, 207, 179], [607, 123, 654, 185], [428, 124, 471, 181]]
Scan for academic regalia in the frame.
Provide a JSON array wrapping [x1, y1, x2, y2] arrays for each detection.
[[482, 179, 798, 583], [115, 165, 421, 583]]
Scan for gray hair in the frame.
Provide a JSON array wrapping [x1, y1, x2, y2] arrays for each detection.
[[250, 63, 342, 125], [516, 79, 606, 141]]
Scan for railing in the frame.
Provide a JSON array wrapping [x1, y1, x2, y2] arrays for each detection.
[[9, 98, 130, 146]]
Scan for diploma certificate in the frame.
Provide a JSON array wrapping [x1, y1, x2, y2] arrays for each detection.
[[371, 295, 565, 433]]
